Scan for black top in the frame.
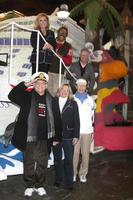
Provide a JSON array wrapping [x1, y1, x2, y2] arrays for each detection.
[[30, 30, 56, 64], [79, 62, 86, 76], [37, 94, 47, 140], [53, 97, 80, 139], [8, 82, 62, 151], [30, 30, 56, 51]]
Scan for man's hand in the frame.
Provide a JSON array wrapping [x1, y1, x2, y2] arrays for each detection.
[[24, 81, 34, 88]]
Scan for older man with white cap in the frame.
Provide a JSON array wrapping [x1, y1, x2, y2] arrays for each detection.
[[8, 72, 61, 197], [73, 78, 95, 183]]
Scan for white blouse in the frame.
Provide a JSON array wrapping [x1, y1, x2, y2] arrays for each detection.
[[59, 97, 67, 113]]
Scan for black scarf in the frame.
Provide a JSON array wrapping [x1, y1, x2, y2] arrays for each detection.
[[27, 91, 39, 142], [27, 90, 55, 142]]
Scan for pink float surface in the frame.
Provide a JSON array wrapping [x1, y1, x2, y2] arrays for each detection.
[[94, 113, 133, 150]]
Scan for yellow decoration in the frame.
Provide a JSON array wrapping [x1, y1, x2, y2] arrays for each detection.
[[96, 87, 118, 112]]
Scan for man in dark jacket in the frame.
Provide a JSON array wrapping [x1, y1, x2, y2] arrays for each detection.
[[8, 72, 61, 197], [66, 48, 95, 94]]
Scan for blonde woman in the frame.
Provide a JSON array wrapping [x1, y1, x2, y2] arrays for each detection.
[[30, 13, 56, 74], [53, 83, 80, 191]]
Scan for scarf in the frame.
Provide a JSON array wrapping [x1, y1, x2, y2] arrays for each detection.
[[75, 92, 88, 104], [27, 90, 55, 142]]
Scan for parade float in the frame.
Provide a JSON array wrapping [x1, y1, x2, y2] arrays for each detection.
[[0, 12, 85, 180], [94, 49, 133, 151]]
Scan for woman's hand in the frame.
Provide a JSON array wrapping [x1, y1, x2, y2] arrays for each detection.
[[53, 141, 59, 146], [42, 43, 53, 50]]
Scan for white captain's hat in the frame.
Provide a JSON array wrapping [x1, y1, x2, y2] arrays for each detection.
[[31, 72, 49, 83], [76, 78, 87, 86]]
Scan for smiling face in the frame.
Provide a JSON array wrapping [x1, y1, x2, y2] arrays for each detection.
[[76, 84, 87, 93], [80, 49, 90, 65], [59, 85, 69, 98], [33, 80, 47, 96], [35, 13, 49, 30], [38, 16, 48, 30], [57, 27, 68, 42]]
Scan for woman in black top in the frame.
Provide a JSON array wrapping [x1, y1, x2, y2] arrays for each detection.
[[30, 13, 56, 74], [53, 83, 80, 190]]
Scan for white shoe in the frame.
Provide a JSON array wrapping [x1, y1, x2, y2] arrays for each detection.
[[73, 176, 77, 182], [24, 188, 34, 197], [80, 175, 87, 183], [35, 187, 47, 196], [92, 146, 104, 154], [47, 163, 51, 168]]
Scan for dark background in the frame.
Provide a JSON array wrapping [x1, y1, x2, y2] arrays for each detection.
[[0, 0, 133, 17]]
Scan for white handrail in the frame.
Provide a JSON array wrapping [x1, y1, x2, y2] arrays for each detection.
[[59, 59, 62, 87], [36, 31, 39, 73], [9, 22, 14, 84], [1, 21, 77, 86], [39, 30, 77, 83], [0, 22, 13, 30]]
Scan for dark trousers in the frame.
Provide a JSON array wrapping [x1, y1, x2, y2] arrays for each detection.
[[32, 63, 49, 74], [23, 140, 48, 188], [53, 139, 74, 188]]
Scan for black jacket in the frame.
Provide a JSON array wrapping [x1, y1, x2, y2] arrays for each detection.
[[53, 97, 80, 139], [66, 61, 95, 93], [8, 82, 61, 151], [49, 41, 72, 74], [30, 30, 56, 64]]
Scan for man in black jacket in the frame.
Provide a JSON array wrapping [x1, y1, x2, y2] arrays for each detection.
[[8, 72, 61, 197], [66, 48, 95, 94]]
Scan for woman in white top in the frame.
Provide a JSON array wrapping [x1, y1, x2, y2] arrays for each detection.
[[73, 78, 94, 183], [53, 83, 80, 190]]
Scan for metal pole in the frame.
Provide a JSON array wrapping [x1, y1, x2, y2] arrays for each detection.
[[59, 59, 62, 87], [9, 22, 14, 84], [36, 31, 40, 72], [123, 30, 130, 120]]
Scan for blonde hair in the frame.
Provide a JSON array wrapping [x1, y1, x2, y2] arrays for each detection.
[[56, 83, 73, 100], [34, 13, 49, 30]]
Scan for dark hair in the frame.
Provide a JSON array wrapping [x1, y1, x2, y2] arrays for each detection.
[[108, 45, 127, 65], [57, 26, 68, 36], [108, 46, 121, 60]]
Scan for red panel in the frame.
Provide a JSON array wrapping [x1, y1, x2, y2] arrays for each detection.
[[102, 90, 129, 111], [94, 113, 133, 150]]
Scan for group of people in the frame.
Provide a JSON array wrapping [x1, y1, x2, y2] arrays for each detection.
[[30, 13, 72, 75], [30, 12, 95, 95], [8, 12, 95, 197]]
